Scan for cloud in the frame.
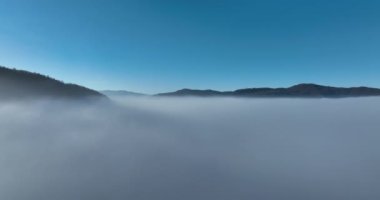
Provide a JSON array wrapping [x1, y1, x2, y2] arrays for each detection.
[[1, 97, 380, 200]]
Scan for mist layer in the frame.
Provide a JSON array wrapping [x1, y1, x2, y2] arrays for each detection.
[[1, 97, 380, 200]]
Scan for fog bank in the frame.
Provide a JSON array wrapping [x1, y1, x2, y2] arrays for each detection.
[[1, 97, 380, 200]]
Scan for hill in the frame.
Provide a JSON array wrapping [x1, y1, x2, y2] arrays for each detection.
[[157, 84, 380, 98], [101, 90, 146, 97], [0, 66, 106, 100]]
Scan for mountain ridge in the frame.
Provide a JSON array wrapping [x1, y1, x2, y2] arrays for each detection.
[[156, 83, 380, 98], [101, 90, 146, 97], [2, 65, 380, 99], [0, 66, 106, 100]]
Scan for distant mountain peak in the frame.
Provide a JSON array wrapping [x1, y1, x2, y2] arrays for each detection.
[[101, 90, 146, 97], [290, 83, 324, 88], [157, 88, 222, 97]]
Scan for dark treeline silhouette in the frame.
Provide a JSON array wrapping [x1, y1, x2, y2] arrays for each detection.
[[157, 84, 380, 98], [0, 66, 106, 100], [2, 65, 380, 100]]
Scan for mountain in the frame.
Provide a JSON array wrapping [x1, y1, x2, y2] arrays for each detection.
[[101, 90, 146, 97], [156, 84, 380, 98], [0, 66, 106, 100], [5, 64, 379, 99], [156, 89, 223, 97]]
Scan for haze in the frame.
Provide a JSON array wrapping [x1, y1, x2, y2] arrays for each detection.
[[1, 97, 379, 200]]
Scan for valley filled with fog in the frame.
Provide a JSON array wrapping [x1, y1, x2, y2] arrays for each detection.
[[1, 97, 380, 200]]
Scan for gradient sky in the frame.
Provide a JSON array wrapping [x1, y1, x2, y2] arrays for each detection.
[[0, 0, 379, 93]]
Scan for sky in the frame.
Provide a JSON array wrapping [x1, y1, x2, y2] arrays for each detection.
[[0, 0, 379, 94]]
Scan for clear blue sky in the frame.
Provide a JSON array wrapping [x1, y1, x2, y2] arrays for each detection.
[[0, 0, 379, 93]]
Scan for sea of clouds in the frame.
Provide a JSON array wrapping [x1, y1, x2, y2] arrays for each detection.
[[0, 97, 380, 200]]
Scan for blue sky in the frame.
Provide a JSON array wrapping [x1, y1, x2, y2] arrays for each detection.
[[0, 0, 379, 93]]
